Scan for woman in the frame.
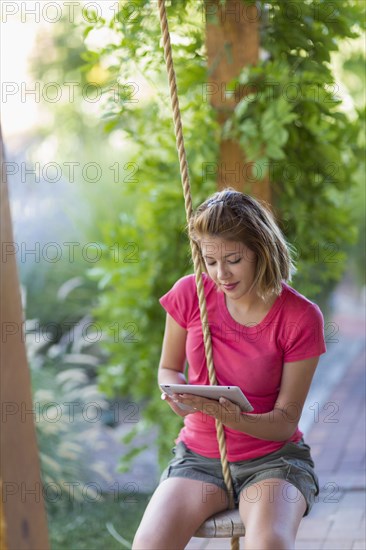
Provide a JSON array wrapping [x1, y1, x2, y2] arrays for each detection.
[[133, 188, 326, 550]]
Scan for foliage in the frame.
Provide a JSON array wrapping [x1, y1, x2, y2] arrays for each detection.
[[31, 363, 111, 507], [33, 368, 111, 503], [331, 38, 366, 287], [47, 491, 149, 549], [23, 263, 99, 335], [27, 293, 111, 508]]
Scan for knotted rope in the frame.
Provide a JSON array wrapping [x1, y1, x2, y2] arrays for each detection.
[[157, 1, 239, 548]]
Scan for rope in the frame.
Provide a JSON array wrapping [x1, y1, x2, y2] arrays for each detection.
[[157, 1, 239, 548]]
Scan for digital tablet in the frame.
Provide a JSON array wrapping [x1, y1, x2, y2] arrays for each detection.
[[160, 384, 253, 412]]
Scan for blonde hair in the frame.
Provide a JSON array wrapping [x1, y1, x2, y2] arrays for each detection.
[[188, 188, 296, 300]]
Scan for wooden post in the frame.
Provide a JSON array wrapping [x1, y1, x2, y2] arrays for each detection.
[[0, 127, 49, 549], [205, 0, 270, 202]]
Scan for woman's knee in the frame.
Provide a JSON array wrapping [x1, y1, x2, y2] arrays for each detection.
[[132, 531, 155, 550], [132, 503, 189, 550], [132, 525, 179, 550], [244, 525, 293, 550], [132, 527, 151, 550]]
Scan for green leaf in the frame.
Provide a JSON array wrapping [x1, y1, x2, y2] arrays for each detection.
[[266, 143, 286, 160]]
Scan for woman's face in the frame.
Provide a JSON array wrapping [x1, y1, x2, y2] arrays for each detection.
[[200, 235, 257, 300]]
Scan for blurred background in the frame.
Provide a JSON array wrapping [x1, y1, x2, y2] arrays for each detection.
[[1, 1, 365, 548]]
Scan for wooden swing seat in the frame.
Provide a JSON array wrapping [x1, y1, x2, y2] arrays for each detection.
[[195, 509, 245, 538]]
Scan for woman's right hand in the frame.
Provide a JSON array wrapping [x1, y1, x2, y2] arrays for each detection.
[[161, 392, 196, 417]]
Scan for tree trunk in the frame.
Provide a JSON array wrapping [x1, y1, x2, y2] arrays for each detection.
[[0, 127, 49, 550], [205, 0, 271, 203]]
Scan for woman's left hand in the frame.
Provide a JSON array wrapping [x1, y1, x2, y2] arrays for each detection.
[[172, 393, 242, 427]]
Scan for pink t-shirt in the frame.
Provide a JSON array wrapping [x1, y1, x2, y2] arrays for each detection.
[[159, 273, 327, 461]]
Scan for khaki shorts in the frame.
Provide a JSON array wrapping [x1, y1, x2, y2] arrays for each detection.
[[160, 439, 319, 516]]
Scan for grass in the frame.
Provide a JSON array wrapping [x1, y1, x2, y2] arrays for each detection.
[[47, 492, 151, 549]]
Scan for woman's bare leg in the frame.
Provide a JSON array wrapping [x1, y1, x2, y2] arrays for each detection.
[[132, 477, 228, 550], [239, 478, 307, 550]]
